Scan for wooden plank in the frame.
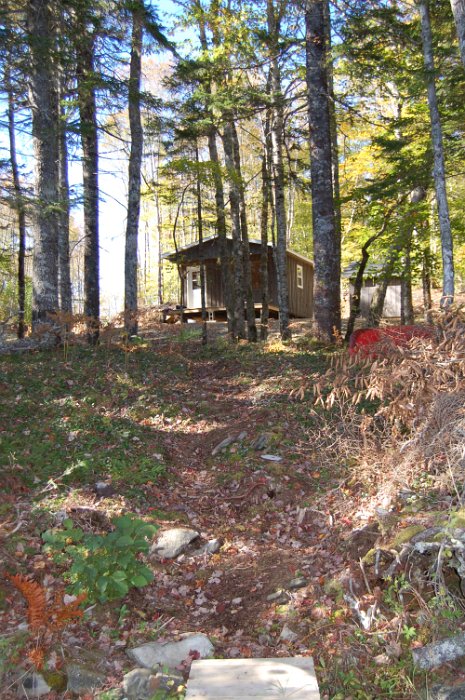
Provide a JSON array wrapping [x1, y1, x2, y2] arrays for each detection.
[[185, 657, 320, 700]]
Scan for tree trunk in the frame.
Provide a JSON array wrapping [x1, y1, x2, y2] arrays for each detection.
[[57, 71, 73, 314], [222, 121, 245, 339], [5, 65, 27, 339], [76, 23, 100, 344], [267, 0, 291, 340], [231, 121, 257, 342], [422, 246, 433, 323], [323, 0, 342, 264], [27, 0, 59, 327], [368, 243, 402, 326], [451, 0, 465, 69], [260, 140, 271, 341], [417, 0, 454, 308], [197, 11, 234, 335], [195, 142, 208, 345], [305, 0, 341, 342], [400, 239, 414, 325], [124, 3, 144, 338]]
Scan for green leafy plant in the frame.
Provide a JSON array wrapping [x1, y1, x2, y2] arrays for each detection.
[[42, 515, 157, 603]]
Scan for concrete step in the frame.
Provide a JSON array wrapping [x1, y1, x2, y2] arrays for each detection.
[[185, 657, 320, 699]]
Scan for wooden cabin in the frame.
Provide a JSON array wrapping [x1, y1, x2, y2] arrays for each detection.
[[163, 236, 314, 320], [343, 261, 402, 319]]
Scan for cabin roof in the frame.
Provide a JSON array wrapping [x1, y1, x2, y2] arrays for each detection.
[[343, 261, 401, 280], [162, 234, 314, 267]]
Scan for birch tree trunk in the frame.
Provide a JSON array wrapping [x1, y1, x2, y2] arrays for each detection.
[[451, 0, 465, 69], [305, 0, 340, 342], [267, 0, 290, 340], [6, 65, 27, 338], [27, 0, 59, 327], [76, 19, 100, 344], [417, 0, 454, 308], [260, 118, 272, 341], [195, 142, 208, 345], [124, 3, 144, 338]]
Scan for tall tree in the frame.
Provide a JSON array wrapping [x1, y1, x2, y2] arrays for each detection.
[[124, 0, 144, 338], [451, 0, 465, 69], [267, 0, 291, 340], [416, 0, 454, 308], [74, 4, 100, 343], [305, 0, 340, 342], [5, 64, 27, 338], [27, 0, 60, 327]]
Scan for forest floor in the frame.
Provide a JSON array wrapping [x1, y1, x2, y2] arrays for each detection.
[[1, 317, 465, 699]]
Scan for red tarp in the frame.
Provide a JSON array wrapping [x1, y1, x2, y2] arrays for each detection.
[[349, 325, 434, 357]]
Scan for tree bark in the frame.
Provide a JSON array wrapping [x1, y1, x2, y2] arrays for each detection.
[[267, 0, 291, 340], [5, 64, 27, 338], [195, 142, 208, 345], [76, 20, 100, 344], [305, 0, 341, 342], [57, 69, 73, 314], [260, 137, 271, 341], [451, 0, 465, 69], [197, 10, 234, 334], [400, 238, 414, 325], [231, 121, 257, 342], [124, 3, 144, 338], [27, 0, 60, 327], [222, 121, 245, 339], [417, 0, 454, 308]]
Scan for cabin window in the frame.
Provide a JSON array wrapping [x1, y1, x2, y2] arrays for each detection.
[[191, 270, 200, 290], [296, 264, 304, 289]]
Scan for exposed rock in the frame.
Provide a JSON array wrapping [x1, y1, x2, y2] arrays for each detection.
[[127, 633, 214, 670], [94, 481, 115, 498], [412, 632, 465, 670], [288, 577, 307, 590], [123, 668, 160, 700], [279, 624, 299, 643], [150, 528, 199, 559], [260, 454, 282, 462], [211, 436, 236, 456], [428, 684, 465, 700], [66, 663, 106, 694], [191, 538, 221, 557], [250, 433, 273, 451], [266, 590, 290, 603], [19, 673, 51, 697]]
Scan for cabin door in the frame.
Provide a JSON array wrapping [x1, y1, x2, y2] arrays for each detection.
[[187, 267, 203, 308]]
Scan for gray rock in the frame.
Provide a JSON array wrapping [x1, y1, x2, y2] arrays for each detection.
[[19, 673, 51, 697], [250, 433, 273, 451], [66, 663, 106, 694], [288, 577, 307, 590], [127, 633, 214, 670], [123, 668, 159, 700], [428, 684, 465, 700], [279, 624, 299, 643], [94, 481, 115, 498], [412, 632, 465, 670], [260, 454, 282, 462], [212, 436, 236, 456], [150, 528, 199, 559], [191, 538, 221, 557], [266, 590, 290, 603]]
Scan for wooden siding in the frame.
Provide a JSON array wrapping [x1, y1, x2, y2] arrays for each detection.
[[287, 255, 313, 318], [175, 242, 313, 318], [349, 278, 401, 318]]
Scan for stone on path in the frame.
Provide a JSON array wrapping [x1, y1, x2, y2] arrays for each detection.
[[127, 633, 214, 669], [185, 658, 320, 699], [150, 528, 199, 559], [19, 673, 51, 697], [66, 663, 106, 694]]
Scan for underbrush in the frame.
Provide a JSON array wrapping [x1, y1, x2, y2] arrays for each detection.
[[295, 309, 465, 697]]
